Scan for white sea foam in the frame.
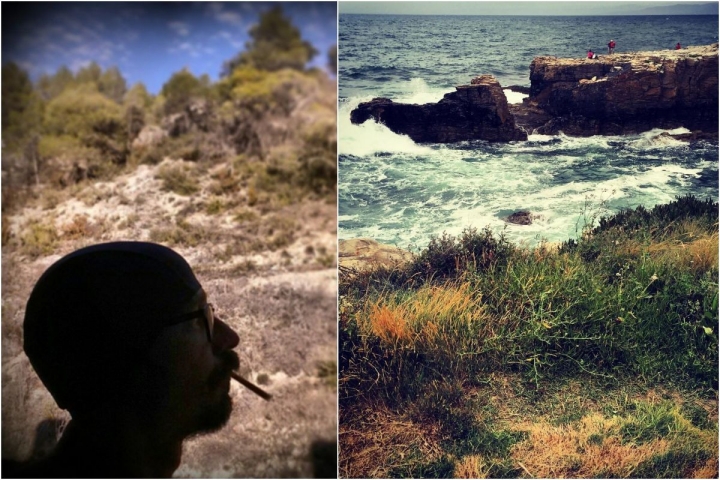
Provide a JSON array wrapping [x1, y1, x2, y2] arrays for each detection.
[[395, 78, 448, 104], [628, 127, 692, 149], [503, 89, 528, 105], [339, 98, 433, 157]]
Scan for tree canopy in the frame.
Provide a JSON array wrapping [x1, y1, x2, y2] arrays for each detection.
[[2, 62, 43, 151], [221, 5, 317, 76], [160, 68, 211, 115]]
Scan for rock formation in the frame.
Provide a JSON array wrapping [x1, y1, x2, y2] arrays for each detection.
[[352, 44, 718, 143], [514, 43, 719, 136], [350, 75, 528, 143], [339, 238, 413, 270], [506, 211, 536, 225]]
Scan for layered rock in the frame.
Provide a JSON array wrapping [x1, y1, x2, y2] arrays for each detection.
[[350, 75, 528, 143], [339, 238, 413, 270], [516, 43, 719, 135]]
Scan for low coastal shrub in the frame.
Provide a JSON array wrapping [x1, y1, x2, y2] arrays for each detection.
[[155, 163, 199, 195], [19, 220, 59, 258], [342, 196, 718, 403], [340, 196, 718, 478]]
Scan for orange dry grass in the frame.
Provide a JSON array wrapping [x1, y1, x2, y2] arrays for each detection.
[[694, 455, 719, 479], [615, 228, 719, 274], [647, 231, 719, 273], [369, 303, 411, 345], [339, 403, 444, 478], [454, 454, 490, 478], [363, 281, 486, 348], [510, 413, 670, 478]]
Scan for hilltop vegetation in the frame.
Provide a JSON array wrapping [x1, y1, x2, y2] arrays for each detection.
[[2, 5, 336, 215], [340, 195, 718, 478]]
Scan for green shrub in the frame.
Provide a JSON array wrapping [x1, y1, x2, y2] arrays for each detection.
[[42, 84, 127, 167], [20, 220, 59, 258], [149, 219, 213, 247], [156, 163, 199, 195], [297, 122, 337, 196], [160, 68, 212, 115]]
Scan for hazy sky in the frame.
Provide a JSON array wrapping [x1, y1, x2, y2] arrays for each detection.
[[339, 1, 717, 16], [2, 2, 337, 94]]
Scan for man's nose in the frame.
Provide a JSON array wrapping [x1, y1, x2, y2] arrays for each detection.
[[212, 318, 240, 352]]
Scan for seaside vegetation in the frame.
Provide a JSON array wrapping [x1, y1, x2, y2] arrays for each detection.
[[340, 195, 718, 478], [2, 5, 337, 227]]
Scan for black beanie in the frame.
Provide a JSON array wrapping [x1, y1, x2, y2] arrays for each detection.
[[23, 242, 202, 413]]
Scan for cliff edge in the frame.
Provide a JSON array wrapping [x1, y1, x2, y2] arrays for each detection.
[[514, 43, 719, 136]]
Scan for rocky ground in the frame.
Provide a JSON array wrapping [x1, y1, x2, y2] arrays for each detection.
[[338, 238, 413, 271], [1, 158, 338, 477]]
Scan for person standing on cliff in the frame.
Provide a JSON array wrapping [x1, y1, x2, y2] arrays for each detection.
[[587, 49, 594, 59], [675, 42, 682, 50], [607, 39, 616, 54]]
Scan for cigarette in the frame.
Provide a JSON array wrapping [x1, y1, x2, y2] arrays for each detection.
[[231, 371, 272, 401]]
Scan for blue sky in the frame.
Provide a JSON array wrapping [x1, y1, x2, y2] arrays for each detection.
[[2, 2, 337, 94]]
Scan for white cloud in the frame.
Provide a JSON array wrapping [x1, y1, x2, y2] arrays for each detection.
[[206, 3, 244, 26], [63, 32, 84, 43], [218, 11, 243, 26], [218, 30, 244, 49], [70, 59, 94, 73], [168, 21, 190, 37], [169, 41, 204, 58]]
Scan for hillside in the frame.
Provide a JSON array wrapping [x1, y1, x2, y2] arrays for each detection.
[[339, 196, 718, 478]]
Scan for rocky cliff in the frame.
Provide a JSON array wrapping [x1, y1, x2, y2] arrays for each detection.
[[516, 43, 719, 136], [351, 44, 718, 143], [350, 75, 528, 143]]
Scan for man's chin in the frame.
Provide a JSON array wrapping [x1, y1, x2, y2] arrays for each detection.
[[190, 394, 233, 437]]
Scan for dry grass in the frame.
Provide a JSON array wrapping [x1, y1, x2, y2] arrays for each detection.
[[359, 281, 488, 349], [339, 403, 445, 478], [340, 370, 719, 479], [642, 230, 719, 273], [454, 454, 491, 478], [60, 215, 92, 239], [506, 393, 719, 479], [510, 413, 670, 478], [695, 456, 719, 478], [615, 222, 719, 274]]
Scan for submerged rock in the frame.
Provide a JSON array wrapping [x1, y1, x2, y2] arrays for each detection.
[[506, 211, 536, 225]]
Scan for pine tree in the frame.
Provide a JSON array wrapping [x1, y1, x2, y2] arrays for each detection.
[[221, 5, 317, 76]]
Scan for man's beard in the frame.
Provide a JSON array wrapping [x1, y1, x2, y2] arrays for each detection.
[[191, 349, 241, 436]]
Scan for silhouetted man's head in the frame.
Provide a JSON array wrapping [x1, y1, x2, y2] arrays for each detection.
[[23, 242, 240, 438]]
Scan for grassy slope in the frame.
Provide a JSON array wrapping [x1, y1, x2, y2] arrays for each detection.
[[339, 195, 718, 478]]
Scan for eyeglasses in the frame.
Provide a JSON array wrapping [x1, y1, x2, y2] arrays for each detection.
[[165, 303, 215, 342]]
